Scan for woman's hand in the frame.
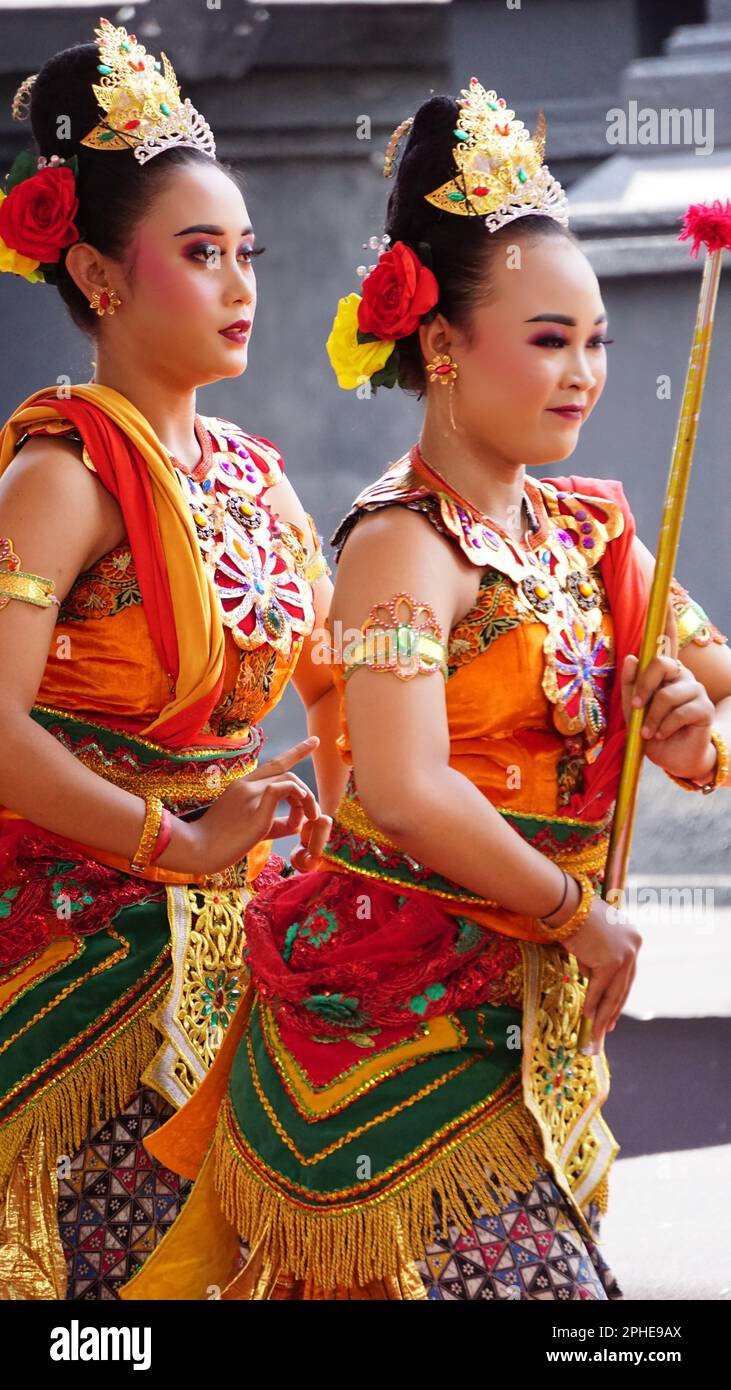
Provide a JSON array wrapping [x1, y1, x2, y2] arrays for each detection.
[[621, 649, 717, 782], [560, 892, 643, 1052], [289, 811, 332, 874], [188, 735, 332, 876]]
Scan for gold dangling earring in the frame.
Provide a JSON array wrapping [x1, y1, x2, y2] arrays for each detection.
[[448, 377, 458, 433], [88, 284, 122, 316], [425, 352, 459, 432]]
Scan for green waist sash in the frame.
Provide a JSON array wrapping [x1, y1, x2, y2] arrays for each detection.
[[199, 789, 620, 1288], [0, 705, 268, 1198]]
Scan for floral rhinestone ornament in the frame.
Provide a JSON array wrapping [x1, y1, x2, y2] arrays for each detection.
[[326, 237, 439, 392]]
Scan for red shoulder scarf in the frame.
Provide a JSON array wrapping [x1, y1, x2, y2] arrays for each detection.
[[544, 474, 651, 821]]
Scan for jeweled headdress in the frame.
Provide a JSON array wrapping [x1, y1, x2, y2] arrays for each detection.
[[387, 76, 569, 234], [1, 16, 217, 285], [79, 16, 216, 165], [327, 75, 569, 394]]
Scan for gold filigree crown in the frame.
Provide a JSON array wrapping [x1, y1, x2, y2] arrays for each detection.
[[79, 16, 216, 166], [386, 76, 569, 234]]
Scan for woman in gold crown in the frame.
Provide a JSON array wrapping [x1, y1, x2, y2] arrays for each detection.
[[0, 19, 344, 1299], [120, 80, 731, 1303]]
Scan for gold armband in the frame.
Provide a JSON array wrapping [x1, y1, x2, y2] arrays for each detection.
[[0, 535, 61, 610], [669, 576, 728, 649], [663, 727, 729, 795], [342, 592, 449, 682], [304, 548, 331, 583], [302, 513, 332, 584]]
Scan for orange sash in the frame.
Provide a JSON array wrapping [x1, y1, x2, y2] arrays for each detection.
[[0, 384, 226, 748]]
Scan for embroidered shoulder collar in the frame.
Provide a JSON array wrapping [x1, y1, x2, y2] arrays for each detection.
[[331, 448, 624, 583], [198, 416, 284, 491]]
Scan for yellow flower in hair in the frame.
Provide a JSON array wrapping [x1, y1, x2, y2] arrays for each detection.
[[0, 191, 44, 282], [326, 293, 395, 390]]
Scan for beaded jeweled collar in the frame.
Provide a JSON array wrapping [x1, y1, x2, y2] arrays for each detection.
[[331, 448, 625, 585]]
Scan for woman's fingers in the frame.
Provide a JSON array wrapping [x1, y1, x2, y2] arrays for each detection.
[[589, 958, 636, 1042], [622, 651, 714, 744], [289, 814, 333, 871], [582, 966, 610, 1025], [250, 770, 313, 804], [257, 778, 325, 840], [248, 736, 319, 781], [582, 959, 630, 1033], [650, 699, 713, 742], [640, 681, 700, 740], [302, 814, 333, 862], [620, 653, 641, 724], [278, 801, 307, 836], [260, 775, 319, 823], [607, 952, 639, 1031]]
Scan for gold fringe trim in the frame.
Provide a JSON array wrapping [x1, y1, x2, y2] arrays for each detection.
[[211, 1090, 561, 1288], [0, 1012, 162, 1199], [588, 1171, 609, 1217]]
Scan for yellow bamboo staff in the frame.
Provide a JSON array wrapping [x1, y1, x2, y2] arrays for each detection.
[[578, 199, 731, 1052]]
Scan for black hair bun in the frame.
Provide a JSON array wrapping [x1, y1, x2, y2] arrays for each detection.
[[29, 44, 102, 159], [385, 96, 459, 244]]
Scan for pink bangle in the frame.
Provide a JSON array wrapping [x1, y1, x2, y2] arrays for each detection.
[[148, 808, 173, 864]]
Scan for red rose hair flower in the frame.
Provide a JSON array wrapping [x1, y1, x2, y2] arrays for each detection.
[[0, 165, 79, 264], [357, 240, 439, 340]]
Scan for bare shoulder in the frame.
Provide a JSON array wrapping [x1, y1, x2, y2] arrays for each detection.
[[0, 434, 124, 578], [332, 503, 467, 635], [260, 470, 314, 547]]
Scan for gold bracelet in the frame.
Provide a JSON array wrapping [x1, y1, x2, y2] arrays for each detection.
[[663, 728, 729, 795], [129, 795, 164, 873], [535, 871, 595, 941], [0, 535, 61, 610]]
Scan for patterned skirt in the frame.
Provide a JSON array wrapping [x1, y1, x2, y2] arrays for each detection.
[[56, 797, 624, 1302], [217, 1169, 624, 1302], [58, 1086, 192, 1301], [57, 1086, 622, 1302], [410, 1162, 623, 1301]]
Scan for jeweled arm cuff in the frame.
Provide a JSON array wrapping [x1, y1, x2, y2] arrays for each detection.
[[663, 727, 729, 794], [535, 871, 595, 941], [304, 548, 331, 583], [343, 629, 449, 681], [670, 576, 728, 648], [343, 591, 450, 682], [302, 513, 332, 584], [0, 535, 61, 609]]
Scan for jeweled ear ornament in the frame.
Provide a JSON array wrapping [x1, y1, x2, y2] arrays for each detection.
[[89, 283, 122, 315], [426, 353, 459, 431], [425, 352, 458, 385]]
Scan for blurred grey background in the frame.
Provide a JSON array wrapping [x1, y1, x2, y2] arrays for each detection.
[[2, 1, 730, 1297]]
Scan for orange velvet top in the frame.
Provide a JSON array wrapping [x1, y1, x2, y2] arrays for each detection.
[[327, 453, 728, 822], [25, 412, 320, 736], [2, 412, 327, 884]]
